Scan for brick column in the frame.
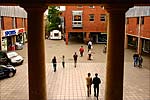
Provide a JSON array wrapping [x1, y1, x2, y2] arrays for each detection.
[[86, 32, 90, 42], [65, 31, 68, 45], [22, 5, 47, 100], [104, 5, 131, 100], [137, 38, 142, 54]]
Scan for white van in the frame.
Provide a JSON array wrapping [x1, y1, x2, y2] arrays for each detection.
[[49, 30, 62, 40]]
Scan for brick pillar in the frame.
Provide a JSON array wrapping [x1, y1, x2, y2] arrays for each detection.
[[137, 38, 142, 54], [22, 5, 47, 100], [65, 31, 68, 45], [104, 4, 132, 100], [86, 32, 90, 43]]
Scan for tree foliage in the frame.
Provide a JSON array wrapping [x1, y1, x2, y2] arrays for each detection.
[[47, 6, 61, 32]]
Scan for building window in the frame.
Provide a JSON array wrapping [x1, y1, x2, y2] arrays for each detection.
[[100, 14, 106, 21], [143, 39, 150, 53], [77, 6, 83, 8], [89, 6, 95, 8], [72, 11, 83, 28], [73, 15, 81, 21], [141, 16, 144, 24], [100, 6, 104, 9], [137, 17, 139, 24], [89, 14, 94, 21]]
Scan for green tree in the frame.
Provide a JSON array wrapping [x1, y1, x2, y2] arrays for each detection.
[[47, 6, 61, 32]]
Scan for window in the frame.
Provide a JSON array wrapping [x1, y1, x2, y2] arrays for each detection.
[[100, 6, 104, 9], [77, 6, 83, 8], [89, 14, 94, 21], [54, 33, 59, 37], [141, 16, 144, 24], [89, 6, 94, 8], [100, 14, 106, 21], [74, 15, 82, 21]]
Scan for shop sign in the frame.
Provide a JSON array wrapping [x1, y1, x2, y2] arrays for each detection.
[[5, 30, 16, 36], [18, 28, 24, 33]]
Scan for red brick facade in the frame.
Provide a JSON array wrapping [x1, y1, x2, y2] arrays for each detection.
[[141, 17, 150, 38], [63, 6, 107, 44], [16, 18, 23, 28], [65, 6, 107, 32], [125, 16, 150, 54], [2, 16, 27, 31], [1, 16, 28, 51], [126, 17, 150, 38], [3, 17, 13, 30]]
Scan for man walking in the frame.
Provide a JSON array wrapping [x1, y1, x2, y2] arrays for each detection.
[[138, 55, 143, 68], [79, 46, 84, 57], [52, 56, 57, 72], [133, 53, 139, 67], [86, 73, 92, 97], [73, 52, 78, 67], [93, 73, 101, 100]]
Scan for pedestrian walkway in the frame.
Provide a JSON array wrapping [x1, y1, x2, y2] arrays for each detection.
[[0, 62, 150, 100]]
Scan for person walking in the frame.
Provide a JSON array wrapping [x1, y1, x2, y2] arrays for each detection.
[[73, 52, 78, 67], [62, 55, 65, 68], [138, 55, 143, 68], [86, 73, 93, 97], [52, 56, 57, 72], [133, 53, 139, 67], [79, 46, 84, 57], [88, 40, 92, 51], [88, 50, 92, 60], [93, 73, 101, 100]]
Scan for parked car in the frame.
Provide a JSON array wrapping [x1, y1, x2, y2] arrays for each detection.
[[0, 64, 16, 78], [15, 42, 23, 50], [0, 51, 24, 66]]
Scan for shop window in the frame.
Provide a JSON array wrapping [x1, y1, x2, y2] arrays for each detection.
[[100, 14, 106, 21], [143, 40, 150, 53], [89, 14, 94, 21]]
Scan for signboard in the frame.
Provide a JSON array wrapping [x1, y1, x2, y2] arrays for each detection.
[[5, 30, 16, 36]]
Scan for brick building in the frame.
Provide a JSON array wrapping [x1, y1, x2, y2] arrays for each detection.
[[63, 6, 150, 54], [125, 6, 150, 54], [0, 6, 27, 51], [63, 6, 107, 44]]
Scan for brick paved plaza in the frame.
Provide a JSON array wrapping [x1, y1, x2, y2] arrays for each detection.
[[0, 40, 150, 100]]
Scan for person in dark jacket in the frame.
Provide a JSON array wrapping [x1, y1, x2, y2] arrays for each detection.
[[138, 55, 143, 68], [93, 73, 101, 99], [73, 52, 78, 67], [52, 56, 57, 72], [133, 53, 139, 67]]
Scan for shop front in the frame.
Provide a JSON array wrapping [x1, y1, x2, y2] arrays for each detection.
[[1, 28, 26, 51], [90, 32, 107, 43], [1, 29, 17, 51]]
